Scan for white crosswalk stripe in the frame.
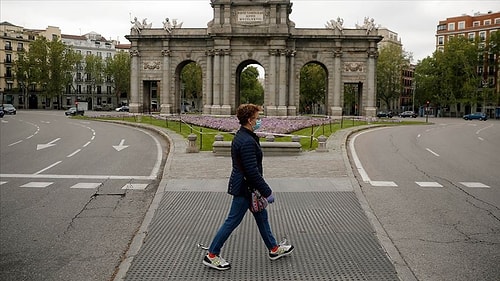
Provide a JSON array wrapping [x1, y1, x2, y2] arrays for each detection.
[[70, 183, 102, 189], [20, 182, 53, 188], [0, 181, 149, 190], [416, 182, 443, 188], [122, 183, 148, 190], [459, 182, 490, 188]]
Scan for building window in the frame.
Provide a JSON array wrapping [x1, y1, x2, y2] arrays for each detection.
[[437, 24, 446, 31], [495, 18, 500, 24], [468, 33, 475, 41], [6, 53, 12, 63], [484, 19, 491, 25], [438, 36, 444, 45], [97, 52, 102, 57], [17, 42, 24, 51], [6, 67, 12, 78], [448, 22, 455, 31], [458, 21, 465, 30], [5, 41, 12, 50], [478, 66, 483, 74], [473, 21, 480, 27], [479, 31, 486, 41], [86, 51, 91, 56]]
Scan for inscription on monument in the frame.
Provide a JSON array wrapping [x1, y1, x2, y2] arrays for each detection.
[[237, 10, 264, 25]]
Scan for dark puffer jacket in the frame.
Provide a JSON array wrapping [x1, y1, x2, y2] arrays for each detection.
[[227, 126, 272, 198]]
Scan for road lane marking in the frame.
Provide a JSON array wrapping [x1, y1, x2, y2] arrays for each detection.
[[67, 149, 81, 157], [37, 138, 61, 150], [425, 148, 440, 157], [416, 181, 443, 188], [0, 173, 155, 180], [478, 137, 484, 141], [20, 182, 53, 188], [70, 183, 102, 189], [122, 183, 148, 190], [33, 161, 62, 175], [370, 181, 398, 187], [0, 181, 6, 185], [476, 124, 493, 135], [459, 182, 490, 188], [8, 140, 23, 146], [113, 139, 129, 151]]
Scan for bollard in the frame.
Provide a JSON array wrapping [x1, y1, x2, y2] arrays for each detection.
[[214, 134, 224, 142], [265, 135, 275, 142], [186, 133, 199, 153], [316, 135, 328, 152]]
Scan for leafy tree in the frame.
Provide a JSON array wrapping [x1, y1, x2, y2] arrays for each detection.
[[15, 37, 80, 109], [239, 66, 264, 105], [105, 51, 130, 105], [486, 30, 500, 107], [299, 63, 326, 114], [84, 54, 105, 108], [181, 62, 203, 103], [415, 36, 480, 115], [376, 44, 409, 111]]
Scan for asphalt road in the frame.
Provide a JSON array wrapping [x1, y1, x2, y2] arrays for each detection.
[[0, 111, 168, 281], [349, 118, 500, 281]]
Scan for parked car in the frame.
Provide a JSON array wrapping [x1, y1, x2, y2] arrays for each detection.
[[65, 107, 84, 116], [376, 111, 393, 118], [463, 112, 487, 121], [0, 107, 4, 118], [2, 104, 16, 115], [115, 106, 129, 112], [399, 111, 418, 118]]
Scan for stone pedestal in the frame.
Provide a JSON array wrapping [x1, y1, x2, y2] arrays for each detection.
[[331, 106, 343, 117], [186, 134, 199, 153]]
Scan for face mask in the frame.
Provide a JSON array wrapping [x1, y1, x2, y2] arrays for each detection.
[[253, 119, 261, 131]]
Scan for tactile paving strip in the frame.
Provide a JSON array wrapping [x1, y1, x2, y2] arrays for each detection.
[[124, 191, 399, 280]]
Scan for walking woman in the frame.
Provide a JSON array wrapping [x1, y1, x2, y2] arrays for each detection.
[[203, 104, 294, 270]]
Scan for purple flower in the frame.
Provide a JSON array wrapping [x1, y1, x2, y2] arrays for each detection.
[[167, 115, 334, 135]]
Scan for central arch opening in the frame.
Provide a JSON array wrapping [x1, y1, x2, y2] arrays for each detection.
[[236, 60, 265, 109]]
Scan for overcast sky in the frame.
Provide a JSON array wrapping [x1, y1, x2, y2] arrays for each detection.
[[1, 0, 499, 62]]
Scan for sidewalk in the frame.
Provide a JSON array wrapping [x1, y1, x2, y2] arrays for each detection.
[[114, 125, 414, 281]]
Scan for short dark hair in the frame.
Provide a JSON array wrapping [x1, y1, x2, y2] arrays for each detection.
[[236, 104, 260, 125]]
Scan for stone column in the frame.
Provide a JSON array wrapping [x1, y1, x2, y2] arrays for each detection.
[[287, 50, 296, 116], [331, 46, 343, 116], [266, 49, 277, 115], [129, 49, 141, 113], [222, 49, 231, 114], [161, 49, 171, 114], [277, 49, 287, 116], [204, 50, 213, 114], [212, 50, 221, 114], [365, 48, 377, 117]]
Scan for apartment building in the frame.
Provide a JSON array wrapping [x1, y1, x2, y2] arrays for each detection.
[[0, 21, 35, 107], [0, 21, 128, 110], [377, 27, 415, 113], [436, 11, 500, 115], [61, 31, 118, 110]]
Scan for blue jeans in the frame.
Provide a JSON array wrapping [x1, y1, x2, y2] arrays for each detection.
[[209, 195, 277, 255]]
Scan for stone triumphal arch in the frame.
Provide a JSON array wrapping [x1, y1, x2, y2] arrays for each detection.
[[126, 0, 382, 117]]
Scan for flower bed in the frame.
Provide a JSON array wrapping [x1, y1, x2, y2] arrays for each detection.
[[167, 115, 335, 135]]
